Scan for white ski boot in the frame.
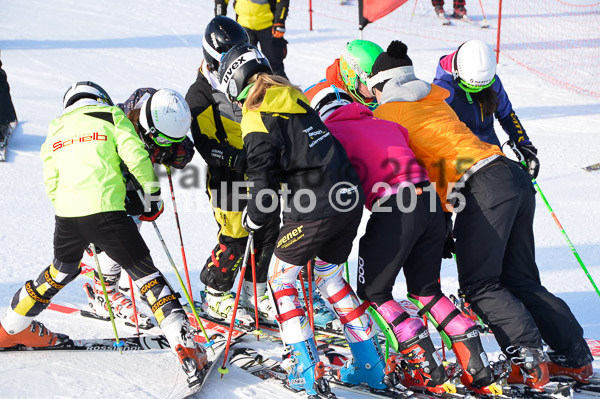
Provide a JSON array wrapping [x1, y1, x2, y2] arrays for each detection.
[[83, 273, 154, 329], [204, 287, 253, 325], [240, 281, 278, 325]]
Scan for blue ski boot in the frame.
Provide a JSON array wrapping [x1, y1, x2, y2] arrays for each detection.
[[281, 338, 336, 398], [296, 280, 340, 332], [337, 337, 388, 389]]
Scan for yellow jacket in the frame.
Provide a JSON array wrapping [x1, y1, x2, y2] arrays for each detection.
[[218, 0, 289, 31], [373, 80, 503, 209]]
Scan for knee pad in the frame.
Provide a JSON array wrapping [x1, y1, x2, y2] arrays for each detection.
[[201, 242, 244, 292]]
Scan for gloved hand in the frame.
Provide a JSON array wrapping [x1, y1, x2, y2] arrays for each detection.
[[442, 212, 455, 259], [215, 0, 227, 16], [139, 190, 164, 222], [231, 150, 247, 174], [242, 206, 262, 232], [517, 143, 540, 179], [272, 22, 286, 39]]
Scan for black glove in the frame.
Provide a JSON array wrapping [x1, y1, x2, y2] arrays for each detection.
[[517, 143, 540, 179], [139, 189, 164, 222], [215, 0, 227, 16], [231, 150, 247, 174], [443, 212, 455, 259], [242, 206, 262, 232]]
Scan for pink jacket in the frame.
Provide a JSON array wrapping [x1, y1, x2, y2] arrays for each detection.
[[325, 103, 429, 210]]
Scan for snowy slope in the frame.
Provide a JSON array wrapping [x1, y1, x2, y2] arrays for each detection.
[[0, 0, 599, 398]]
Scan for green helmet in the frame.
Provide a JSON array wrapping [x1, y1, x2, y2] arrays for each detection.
[[339, 40, 383, 106]]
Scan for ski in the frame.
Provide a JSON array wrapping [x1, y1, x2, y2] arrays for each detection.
[[47, 302, 246, 342], [436, 13, 451, 26], [0, 121, 17, 162], [0, 334, 174, 352]]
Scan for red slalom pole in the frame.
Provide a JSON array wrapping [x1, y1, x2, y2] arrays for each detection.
[[165, 165, 194, 303], [218, 233, 254, 378], [250, 239, 261, 340], [127, 275, 141, 336]]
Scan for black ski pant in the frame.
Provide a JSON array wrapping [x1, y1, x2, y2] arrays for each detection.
[[357, 183, 445, 305], [245, 27, 288, 78], [455, 158, 591, 366]]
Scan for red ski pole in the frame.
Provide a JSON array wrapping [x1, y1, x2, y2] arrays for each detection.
[[250, 238, 261, 340], [165, 165, 194, 303], [298, 273, 314, 333], [306, 260, 316, 333], [127, 275, 141, 336], [218, 232, 254, 378]]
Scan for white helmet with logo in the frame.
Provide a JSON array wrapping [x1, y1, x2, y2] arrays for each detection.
[[139, 89, 191, 146], [453, 40, 497, 87]]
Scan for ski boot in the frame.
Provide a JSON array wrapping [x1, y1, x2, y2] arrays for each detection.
[[162, 313, 208, 387], [452, 6, 468, 19], [240, 281, 278, 325], [0, 309, 69, 348], [281, 338, 336, 398], [204, 287, 251, 323], [83, 273, 153, 329], [450, 326, 497, 389], [297, 279, 340, 332], [333, 337, 388, 389], [434, 5, 445, 17], [505, 346, 550, 390], [547, 350, 593, 384]]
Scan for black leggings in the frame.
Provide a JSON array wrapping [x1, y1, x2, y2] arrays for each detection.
[[357, 185, 445, 305]]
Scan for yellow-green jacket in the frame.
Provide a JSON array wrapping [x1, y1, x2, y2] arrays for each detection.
[[217, 0, 289, 31], [41, 103, 158, 217]]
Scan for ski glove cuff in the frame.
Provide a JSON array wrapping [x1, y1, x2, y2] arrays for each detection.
[[242, 206, 262, 232], [272, 23, 286, 39], [139, 190, 164, 222]]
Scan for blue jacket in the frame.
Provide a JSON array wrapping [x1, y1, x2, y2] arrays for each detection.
[[433, 53, 530, 148]]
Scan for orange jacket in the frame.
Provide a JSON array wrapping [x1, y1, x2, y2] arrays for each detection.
[[373, 83, 503, 210]]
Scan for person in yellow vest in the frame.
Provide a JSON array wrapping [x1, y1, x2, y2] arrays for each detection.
[[215, 0, 289, 78], [369, 40, 593, 390]]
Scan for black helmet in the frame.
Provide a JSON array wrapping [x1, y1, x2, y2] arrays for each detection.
[[203, 16, 249, 72], [218, 42, 272, 102]]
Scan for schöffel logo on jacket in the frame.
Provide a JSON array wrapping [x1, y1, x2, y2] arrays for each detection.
[[52, 132, 107, 152]]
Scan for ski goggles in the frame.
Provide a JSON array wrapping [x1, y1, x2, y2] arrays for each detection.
[[457, 76, 496, 93], [236, 82, 255, 102], [150, 130, 186, 147]]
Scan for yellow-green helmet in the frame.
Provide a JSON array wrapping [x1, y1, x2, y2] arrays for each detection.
[[339, 40, 383, 106]]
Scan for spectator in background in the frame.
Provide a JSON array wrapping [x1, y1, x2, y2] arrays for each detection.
[[432, 0, 467, 19], [215, 0, 289, 78], [0, 55, 18, 142]]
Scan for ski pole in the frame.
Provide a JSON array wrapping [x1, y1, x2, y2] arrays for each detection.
[[477, 0, 488, 27], [344, 261, 350, 283], [127, 275, 141, 336], [410, 0, 418, 22], [298, 273, 314, 332], [509, 142, 600, 298], [135, 190, 213, 347], [89, 243, 124, 353], [307, 260, 316, 333], [165, 165, 194, 302], [250, 238, 261, 340], [219, 232, 254, 377]]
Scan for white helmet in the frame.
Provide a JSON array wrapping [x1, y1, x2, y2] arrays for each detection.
[[309, 84, 353, 122], [453, 40, 497, 87], [63, 81, 113, 109], [139, 89, 191, 146]]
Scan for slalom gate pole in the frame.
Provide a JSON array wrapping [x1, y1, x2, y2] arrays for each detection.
[[219, 233, 254, 377], [135, 190, 213, 347], [250, 238, 261, 339], [307, 261, 316, 333], [165, 165, 194, 303], [508, 142, 600, 299], [90, 244, 123, 353], [127, 275, 141, 335]]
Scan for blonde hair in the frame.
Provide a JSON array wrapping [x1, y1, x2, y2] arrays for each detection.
[[245, 74, 302, 111]]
